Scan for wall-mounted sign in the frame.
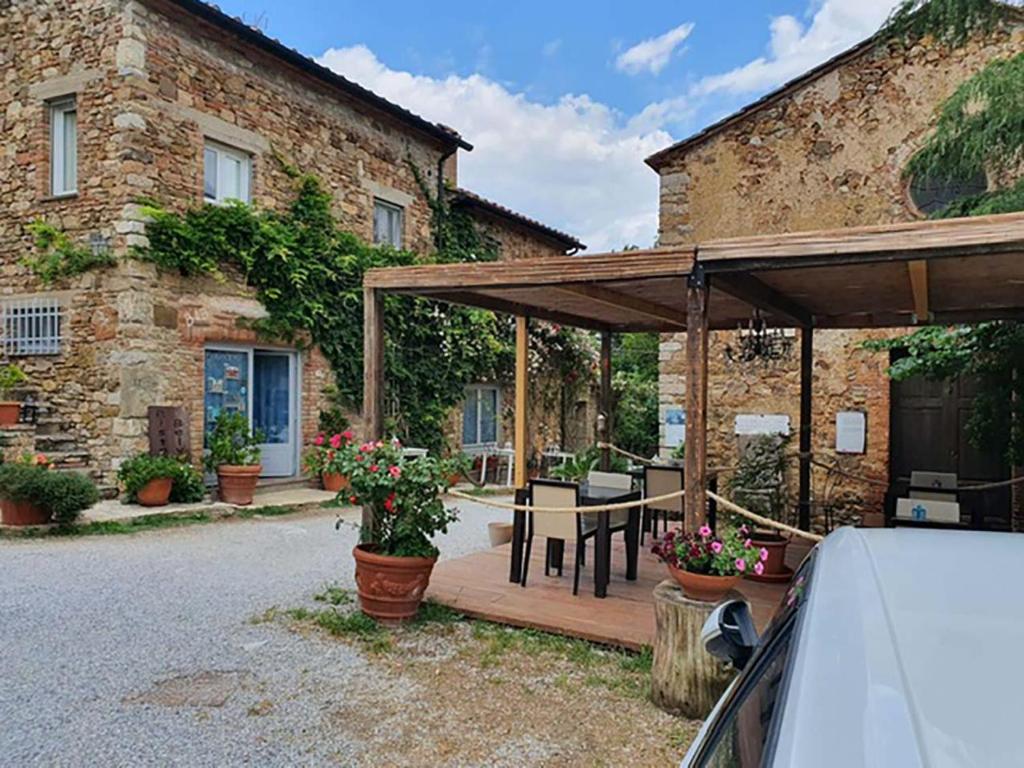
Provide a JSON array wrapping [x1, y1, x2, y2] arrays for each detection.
[[734, 414, 790, 436], [836, 411, 866, 454], [665, 408, 685, 448]]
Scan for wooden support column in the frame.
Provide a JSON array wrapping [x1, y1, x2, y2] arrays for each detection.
[[599, 331, 613, 471], [362, 286, 385, 534], [798, 325, 813, 531], [684, 267, 710, 531], [514, 316, 529, 489]]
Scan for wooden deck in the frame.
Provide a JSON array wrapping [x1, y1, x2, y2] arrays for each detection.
[[428, 537, 812, 650]]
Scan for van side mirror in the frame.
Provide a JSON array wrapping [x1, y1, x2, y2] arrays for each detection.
[[701, 599, 759, 670]]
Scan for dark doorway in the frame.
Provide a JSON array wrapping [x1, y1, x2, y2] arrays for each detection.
[[889, 355, 1011, 529]]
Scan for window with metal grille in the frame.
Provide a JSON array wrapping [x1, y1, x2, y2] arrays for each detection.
[[2, 298, 65, 356]]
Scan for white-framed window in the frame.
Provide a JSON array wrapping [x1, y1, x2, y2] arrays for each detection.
[[462, 384, 500, 446], [203, 140, 251, 204], [1, 297, 65, 356], [49, 97, 77, 196], [373, 198, 404, 247]]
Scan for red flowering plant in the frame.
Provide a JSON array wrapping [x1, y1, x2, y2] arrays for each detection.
[[303, 430, 355, 476], [652, 522, 769, 577], [343, 438, 459, 558]]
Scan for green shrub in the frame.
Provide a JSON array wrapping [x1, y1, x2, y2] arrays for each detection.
[[205, 412, 263, 470], [0, 364, 28, 400], [0, 463, 99, 525], [549, 445, 628, 482], [117, 454, 206, 504]]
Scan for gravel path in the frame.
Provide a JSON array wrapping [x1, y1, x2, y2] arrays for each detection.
[[0, 498, 509, 767]]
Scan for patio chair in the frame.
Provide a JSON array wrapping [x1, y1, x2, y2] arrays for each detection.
[[643, 466, 684, 543], [523, 479, 624, 596], [586, 470, 633, 490]]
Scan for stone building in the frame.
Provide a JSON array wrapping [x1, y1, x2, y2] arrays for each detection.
[[647, 22, 1024, 528], [0, 0, 582, 492]]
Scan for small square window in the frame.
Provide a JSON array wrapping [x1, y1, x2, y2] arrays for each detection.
[[49, 98, 77, 196], [203, 141, 251, 204], [2, 297, 64, 356], [463, 385, 500, 446], [373, 199, 404, 248]]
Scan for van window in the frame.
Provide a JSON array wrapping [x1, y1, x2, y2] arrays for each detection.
[[698, 624, 794, 767]]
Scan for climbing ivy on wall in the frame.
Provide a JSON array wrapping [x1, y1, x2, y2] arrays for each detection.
[[867, 0, 1024, 466]]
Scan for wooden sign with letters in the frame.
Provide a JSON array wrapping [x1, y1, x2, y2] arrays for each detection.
[[148, 406, 191, 458]]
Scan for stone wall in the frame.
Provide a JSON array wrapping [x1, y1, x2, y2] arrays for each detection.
[[1, 0, 457, 489], [471, 212, 575, 261], [654, 27, 1024, 529]]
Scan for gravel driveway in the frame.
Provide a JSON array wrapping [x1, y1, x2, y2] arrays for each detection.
[[0, 499, 508, 767]]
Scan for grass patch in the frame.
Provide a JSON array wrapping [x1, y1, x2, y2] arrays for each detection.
[[313, 585, 354, 606]]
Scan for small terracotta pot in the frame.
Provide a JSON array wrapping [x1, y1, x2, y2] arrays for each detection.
[[322, 472, 349, 493], [1, 497, 50, 526], [217, 464, 262, 505], [488, 521, 514, 547], [447, 472, 463, 487], [137, 477, 173, 507], [353, 544, 437, 622], [667, 565, 740, 603], [0, 402, 20, 426], [747, 534, 789, 582]]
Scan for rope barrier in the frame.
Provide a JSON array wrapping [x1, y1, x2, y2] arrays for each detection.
[[595, 442, 663, 466], [706, 490, 823, 543], [447, 488, 685, 515]]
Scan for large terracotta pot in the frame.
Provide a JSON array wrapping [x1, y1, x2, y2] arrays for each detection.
[[1, 498, 50, 526], [0, 402, 20, 426], [353, 544, 437, 622], [746, 534, 791, 583], [137, 477, 173, 507], [216, 465, 262, 505], [322, 472, 348, 493], [667, 565, 740, 603]]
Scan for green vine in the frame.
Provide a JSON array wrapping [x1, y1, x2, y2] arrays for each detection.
[[884, 0, 1012, 46], [24, 220, 117, 285]]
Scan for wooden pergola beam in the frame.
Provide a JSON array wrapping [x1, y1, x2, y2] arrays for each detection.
[[713, 272, 813, 327], [684, 266, 710, 531], [514, 316, 528, 489], [418, 290, 613, 332], [907, 260, 929, 322], [362, 286, 385, 535], [556, 284, 686, 329]]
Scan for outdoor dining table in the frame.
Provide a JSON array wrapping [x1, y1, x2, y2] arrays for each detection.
[[508, 482, 642, 599]]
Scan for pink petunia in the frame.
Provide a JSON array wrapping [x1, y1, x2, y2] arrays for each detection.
[[314, 434, 325, 446], [698, 525, 712, 538], [329, 434, 342, 449], [744, 539, 752, 549], [735, 558, 747, 573], [388, 465, 401, 479], [710, 541, 723, 554], [759, 547, 769, 562], [754, 561, 765, 576]]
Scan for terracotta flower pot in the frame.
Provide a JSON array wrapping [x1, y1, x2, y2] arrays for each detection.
[[216, 465, 262, 505], [322, 472, 349, 493], [353, 544, 437, 622], [0, 402, 20, 426], [746, 534, 790, 583], [1, 498, 50, 526], [667, 564, 740, 603], [137, 477, 173, 507]]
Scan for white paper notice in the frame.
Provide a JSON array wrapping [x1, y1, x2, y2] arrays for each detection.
[[836, 411, 866, 454], [734, 414, 790, 436]]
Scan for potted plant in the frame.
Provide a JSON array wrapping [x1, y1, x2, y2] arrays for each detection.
[[728, 434, 792, 582], [205, 411, 263, 505], [118, 453, 205, 507], [303, 430, 354, 492], [345, 438, 458, 621], [0, 453, 98, 526], [0, 364, 28, 426], [652, 523, 768, 603]]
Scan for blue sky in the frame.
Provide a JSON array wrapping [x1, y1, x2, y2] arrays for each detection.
[[213, 0, 900, 250]]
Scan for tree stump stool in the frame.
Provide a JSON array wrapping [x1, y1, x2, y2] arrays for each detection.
[[651, 579, 736, 718]]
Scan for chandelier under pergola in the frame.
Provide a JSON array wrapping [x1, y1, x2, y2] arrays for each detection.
[[723, 310, 794, 369]]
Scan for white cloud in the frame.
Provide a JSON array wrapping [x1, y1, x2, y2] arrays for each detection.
[[615, 22, 695, 76], [542, 38, 562, 58], [318, 45, 687, 252], [696, 0, 897, 96]]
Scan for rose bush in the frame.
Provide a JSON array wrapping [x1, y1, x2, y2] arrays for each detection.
[[342, 438, 459, 558], [652, 522, 769, 577], [303, 429, 355, 476]]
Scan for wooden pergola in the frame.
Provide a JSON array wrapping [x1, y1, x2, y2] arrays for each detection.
[[363, 212, 1024, 530]]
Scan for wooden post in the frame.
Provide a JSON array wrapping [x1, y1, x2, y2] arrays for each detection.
[[684, 267, 710, 531], [599, 330, 613, 472], [362, 286, 385, 534], [651, 580, 734, 717], [798, 325, 813, 531], [514, 316, 529, 489]]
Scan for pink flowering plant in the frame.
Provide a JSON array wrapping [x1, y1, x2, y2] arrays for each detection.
[[652, 522, 769, 577], [303, 430, 355, 476], [344, 438, 459, 558]]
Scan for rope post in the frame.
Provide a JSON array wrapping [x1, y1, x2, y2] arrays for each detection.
[[599, 331, 613, 472], [798, 325, 813, 531], [684, 266, 710, 531]]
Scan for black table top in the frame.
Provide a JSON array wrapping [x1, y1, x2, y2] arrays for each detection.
[[578, 483, 640, 506]]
